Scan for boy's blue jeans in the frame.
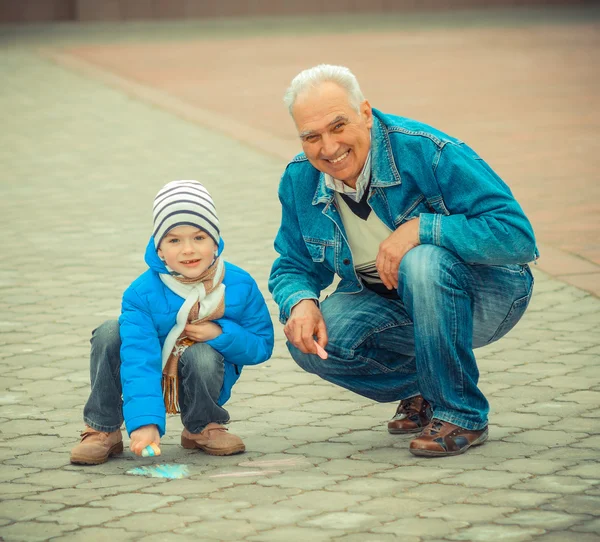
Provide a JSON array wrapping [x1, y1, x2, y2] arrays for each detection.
[[289, 245, 534, 430], [83, 320, 230, 434]]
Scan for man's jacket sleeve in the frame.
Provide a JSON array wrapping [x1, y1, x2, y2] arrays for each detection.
[[269, 170, 334, 323], [119, 288, 166, 437], [419, 142, 537, 265]]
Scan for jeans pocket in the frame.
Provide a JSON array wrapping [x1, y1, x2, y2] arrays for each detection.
[[487, 293, 532, 344]]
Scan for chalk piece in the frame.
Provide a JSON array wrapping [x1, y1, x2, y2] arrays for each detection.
[[141, 443, 161, 457], [314, 340, 328, 359], [127, 464, 189, 479]]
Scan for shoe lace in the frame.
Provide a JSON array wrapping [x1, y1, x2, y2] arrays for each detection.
[[397, 396, 420, 415], [80, 429, 109, 441], [425, 419, 445, 435]]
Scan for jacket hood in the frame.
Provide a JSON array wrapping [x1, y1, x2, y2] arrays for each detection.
[[144, 235, 225, 274]]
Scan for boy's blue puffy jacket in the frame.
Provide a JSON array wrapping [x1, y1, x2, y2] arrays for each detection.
[[118, 237, 274, 437]]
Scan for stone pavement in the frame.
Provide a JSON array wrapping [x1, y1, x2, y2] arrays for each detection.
[[1, 9, 599, 542]]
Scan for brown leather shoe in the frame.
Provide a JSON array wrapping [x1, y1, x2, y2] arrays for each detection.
[[70, 426, 123, 465], [181, 423, 245, 456], [409, 419, 488, 457], [387, 395, 432, 434]]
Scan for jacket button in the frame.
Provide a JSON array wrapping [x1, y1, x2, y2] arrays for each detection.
[[343, 258, 350, 265]]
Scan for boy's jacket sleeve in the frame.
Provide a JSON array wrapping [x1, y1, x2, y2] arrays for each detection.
[[119, 287, 166, 437], [207, 279, 274, 365]]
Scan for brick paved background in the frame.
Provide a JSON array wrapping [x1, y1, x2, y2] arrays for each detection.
[[1, 6, 599, 542]]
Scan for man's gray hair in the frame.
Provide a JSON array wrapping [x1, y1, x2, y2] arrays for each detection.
[[284, 64, 365, 116]]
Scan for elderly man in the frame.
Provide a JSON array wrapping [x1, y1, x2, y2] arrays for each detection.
[[269, 64, 537, 457]]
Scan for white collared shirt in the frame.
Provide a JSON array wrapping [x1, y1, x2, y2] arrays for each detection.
[[324, 151, 372, 203]]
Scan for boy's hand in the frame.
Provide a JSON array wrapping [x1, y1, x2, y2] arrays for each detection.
[[130, 425, 160, 456], [185, 321, 222, 342]]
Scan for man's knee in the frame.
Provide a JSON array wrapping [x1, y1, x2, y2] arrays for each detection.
[[400, 245, 465, 292], [181, 343, 223, 377], [287, 342, 320, 375]]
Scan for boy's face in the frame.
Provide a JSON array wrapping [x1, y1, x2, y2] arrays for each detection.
[[157, 225, 217, 279]]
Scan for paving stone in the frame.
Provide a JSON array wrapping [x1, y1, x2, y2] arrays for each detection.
[[174, 519, 261, 540], [325, 477, 414, 496], [285, 442, 364, 459], [210, 484, 303, 504], [0, 499, 64, 521], [373, 517, 469, 537], [256, 471, 347, 491], [156, 498, 251, 517], [401, 484, 484, 504], [0, 522, 78, 541], [48, 527, 141, 541], [420, 503, 516, 523], [246, 526, 340, 542], [492, 413, 560, 429], [302, 511, 381, 530], [571, 518, 600, 534], [504, 429, 588, 447], [284, 490, 370, 511], [230, 504, 317, 526], [334, 534, 418, 542], [347, 496, 442, 521], [376, 466, 463, 483], [534, 533, 600, 542], [558, 464, 600, 479], [486, 458, 566, 475], [446, 524, 544, 541], [571, 435, 600, 449], [439, 470, 531, 489], [37, 505, 131, 525], [496, 510, 587, 529], [88, 493, 183, 512], [465, 489, 560, 508], [541, 495, 600, 516], [513, 476, 598, 494]]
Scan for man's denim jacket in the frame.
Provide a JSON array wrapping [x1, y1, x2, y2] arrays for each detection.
[[269, 109, 538, 324]]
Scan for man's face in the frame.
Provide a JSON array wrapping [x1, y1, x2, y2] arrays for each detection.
[[292, 82, 373, 188]]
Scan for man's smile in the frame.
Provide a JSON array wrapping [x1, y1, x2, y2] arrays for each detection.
[[327, 150, 350, 164]]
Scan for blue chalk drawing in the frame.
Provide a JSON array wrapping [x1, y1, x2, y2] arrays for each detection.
[[126, 464, 189, 479]]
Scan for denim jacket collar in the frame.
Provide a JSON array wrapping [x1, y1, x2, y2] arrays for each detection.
[[311, 111, 402, 207]]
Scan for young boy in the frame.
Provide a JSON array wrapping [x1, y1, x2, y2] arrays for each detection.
[[70, 180, 274, 464]]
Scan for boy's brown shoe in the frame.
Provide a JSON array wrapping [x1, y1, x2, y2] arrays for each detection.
[[387, 395, 432, 434], [409, 419, 488, 457], [181, 424, 245, 456], [70, 426, 123, 465]]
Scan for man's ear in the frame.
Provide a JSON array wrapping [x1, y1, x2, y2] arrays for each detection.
[[361, 99, 373, 129]]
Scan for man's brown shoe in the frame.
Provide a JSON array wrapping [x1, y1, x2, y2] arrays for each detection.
[[181, 424, 245, 456], [387, 395, 433, 434], [409, 419, 488, 457], [70, 426, 123, 465]]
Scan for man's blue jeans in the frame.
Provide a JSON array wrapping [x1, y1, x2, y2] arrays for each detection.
[[83, 320, 230, 434], [289, 245, 534, 430]]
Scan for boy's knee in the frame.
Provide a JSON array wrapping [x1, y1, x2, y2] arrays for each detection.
[[91, 320, 120, 350], [181, 343, 223, 377]]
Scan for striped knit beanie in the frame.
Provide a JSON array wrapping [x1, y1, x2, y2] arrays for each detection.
[[152, 180, 220, 248]]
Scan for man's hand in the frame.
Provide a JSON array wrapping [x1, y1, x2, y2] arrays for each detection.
[[130, 424, 160, 456], [185, 321, 222, 342], [376, 217, 420, 290], [284, 299, 328, 355]]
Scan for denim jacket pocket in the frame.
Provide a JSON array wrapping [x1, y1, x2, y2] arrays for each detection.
[[303, 238, 326, 262]]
